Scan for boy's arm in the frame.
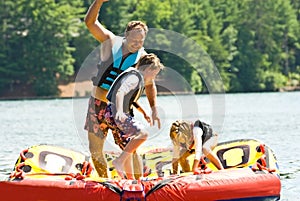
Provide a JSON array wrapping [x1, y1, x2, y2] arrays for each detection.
[[115, 74, 139, 122], [115, 90, 126, 122], [144, 79, 160, 129], [133, 102, 151, 125]]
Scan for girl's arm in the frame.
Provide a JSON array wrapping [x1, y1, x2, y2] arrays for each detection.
[[191, 126, 203, 173]]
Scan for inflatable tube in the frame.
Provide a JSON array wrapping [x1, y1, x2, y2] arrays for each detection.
[[0, 139, 281, 201]]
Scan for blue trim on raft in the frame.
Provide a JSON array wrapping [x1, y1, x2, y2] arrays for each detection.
[[217, 196, 280, 201]]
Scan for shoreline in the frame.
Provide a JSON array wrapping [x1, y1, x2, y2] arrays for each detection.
[[1, 80, 299, 101]]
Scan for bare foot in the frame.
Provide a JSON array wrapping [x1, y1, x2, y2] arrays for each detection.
[[112, 159, 125, 179]]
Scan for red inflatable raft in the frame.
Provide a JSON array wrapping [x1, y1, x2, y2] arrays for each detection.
[[0, 139, 281, 201]]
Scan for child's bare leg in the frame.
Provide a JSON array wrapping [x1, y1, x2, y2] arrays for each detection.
[[112, 151, 130, 179], [123, 131, 148, 152], [113, 131, 148, 179], [206, 151, 224, 170], [123, 154, 134, 179], [133, 152, 143, 179], [203, 136, 223, 170]]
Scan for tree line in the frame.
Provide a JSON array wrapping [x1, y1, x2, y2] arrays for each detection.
[[1, 0, 300, 97]]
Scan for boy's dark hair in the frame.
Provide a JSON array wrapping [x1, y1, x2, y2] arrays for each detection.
[[137, 53, 164, 71]]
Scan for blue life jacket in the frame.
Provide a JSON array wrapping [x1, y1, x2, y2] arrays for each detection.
[[92, 37, 144, 90]]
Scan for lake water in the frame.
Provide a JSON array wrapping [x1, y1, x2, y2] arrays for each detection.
[[0, 92, 299, 200]]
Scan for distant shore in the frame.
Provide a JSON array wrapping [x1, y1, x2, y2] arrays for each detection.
[[1, 80, 299, 101], [57, 80, 300, 97]]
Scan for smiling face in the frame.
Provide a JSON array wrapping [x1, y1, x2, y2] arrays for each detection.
[[124, 29, 146, 53]]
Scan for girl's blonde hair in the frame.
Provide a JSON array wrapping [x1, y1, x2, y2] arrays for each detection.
[[170, 120, 193, 148]]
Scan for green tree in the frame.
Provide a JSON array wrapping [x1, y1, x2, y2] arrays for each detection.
[[1, 0, 300, 96], [131, 0, 172, 29], [289, 0, 300, 74], [232, 0, 298, 91], [0, 1, 23, 92], [0, 0, 85, 96], [131, 0, 204, 92], [98, 0, 133, 34], [189, 0, 233, 92]]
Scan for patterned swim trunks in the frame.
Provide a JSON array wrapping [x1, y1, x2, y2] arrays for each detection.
[[84, 96, 109, 139], [105, 104, 145, 149]]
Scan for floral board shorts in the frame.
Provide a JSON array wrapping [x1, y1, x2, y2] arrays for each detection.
[[105, 104, 145, 150], [84, 96, 113, 139]]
